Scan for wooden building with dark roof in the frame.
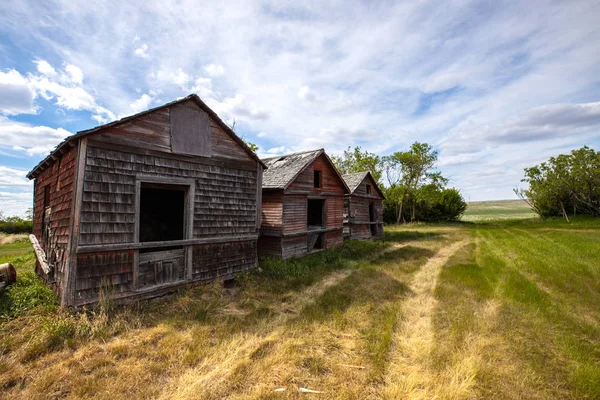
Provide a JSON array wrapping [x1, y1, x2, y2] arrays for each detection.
[[342, 172, 385, 239], [259, 149, 349, 259], [27, 94, 266, 307]]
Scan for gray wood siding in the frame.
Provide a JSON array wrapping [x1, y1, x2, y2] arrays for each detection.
[[192, 241, 256, 280], [80, 143, 258, 246]]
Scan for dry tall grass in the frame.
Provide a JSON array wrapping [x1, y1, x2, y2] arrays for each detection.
[[1, 220, 599, 399]]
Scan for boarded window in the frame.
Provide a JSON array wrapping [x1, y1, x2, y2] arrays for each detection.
[[366, 184, 372, 194], [170, 103, 212, 157], [139, 184, 185, 243], [307, 199, 324, 227], [314, 170, 321, 188]]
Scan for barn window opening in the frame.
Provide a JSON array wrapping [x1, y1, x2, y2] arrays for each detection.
[[307, 199, 324, 228], [314, 170, 321, 188], [366, 184, 372, 194], [41, 185, 51, 242], [139, 184, 185, 243]]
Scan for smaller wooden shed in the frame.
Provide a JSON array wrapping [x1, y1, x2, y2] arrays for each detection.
[[259, 149, 350, 259], [342, 172, 385, 239]]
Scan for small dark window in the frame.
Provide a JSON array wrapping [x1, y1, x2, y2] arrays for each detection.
[[366, 184, 372, 194], [139, 184, 185, 243], [314, 170, 321, 188], [307, 199, 324, 227], [41, 185, 51, 238]]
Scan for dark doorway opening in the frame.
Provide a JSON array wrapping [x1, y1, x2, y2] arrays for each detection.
[[307, 199, 324, 228], [369, 203, 377, 236], [139, 184, 185, 243]]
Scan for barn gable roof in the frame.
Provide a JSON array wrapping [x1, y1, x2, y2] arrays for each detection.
[[262, 149, 350, 192], [342, 171, 385, 198], [27, 94, 265, 179]]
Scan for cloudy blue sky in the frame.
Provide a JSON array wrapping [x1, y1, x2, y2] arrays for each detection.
[[1, 0, 600, 216]]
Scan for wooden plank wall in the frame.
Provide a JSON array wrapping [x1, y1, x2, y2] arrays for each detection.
[[31, 145, 77, 299], [281, 236, 308, 259], [283, 196, 307, 233], [71, 100, 260, 303], [192, 241, 256, 280], [260, 191, 283, 235], [80, 143, 258, 245], [257, 235, 282, 257], [345, 174, 385, 240], [76, 250, 134, 300]]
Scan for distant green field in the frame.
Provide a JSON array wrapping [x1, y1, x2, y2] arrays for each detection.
[[0, 239, 32, 262], [462, 199, 537, 221]]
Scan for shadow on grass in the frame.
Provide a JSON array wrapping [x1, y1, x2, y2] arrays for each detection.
[[431, 238, 600, 399], [381, 230, 446, 244], [298, 267, 411, 323]]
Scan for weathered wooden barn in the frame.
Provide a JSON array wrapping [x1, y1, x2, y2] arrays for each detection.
[[342, 172, 385, 239], [258, 149, 349, 258], [27, 94, 266, 307]]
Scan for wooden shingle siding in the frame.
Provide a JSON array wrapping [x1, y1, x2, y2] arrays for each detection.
[[192, 241, 256, 280], [31, 144, 77, 299], [259, 151, 347, 259], [75, 250, 134, 300], [29, 95, 264, 306], [283, 196, 307, 233], [257, 235, 281, 257], [281, 236, 308, 259], [80, 142, 258, 245], [260, 192, 283, 237]]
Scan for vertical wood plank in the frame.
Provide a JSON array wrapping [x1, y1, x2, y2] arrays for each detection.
[[66, 137, 87, 306], [256, 162, 263, 230]]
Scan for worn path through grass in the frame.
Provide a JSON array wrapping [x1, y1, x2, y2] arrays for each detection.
[[1, 220, 599, 399]]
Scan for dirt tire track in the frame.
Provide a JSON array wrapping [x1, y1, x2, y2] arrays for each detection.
[[381, 240, 470, 400]]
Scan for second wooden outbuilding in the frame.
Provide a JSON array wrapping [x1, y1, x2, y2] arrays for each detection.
[[342, 171, 385, 239], [259, 149, 349, 258]]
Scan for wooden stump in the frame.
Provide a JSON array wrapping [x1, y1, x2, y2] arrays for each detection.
[[0, 263, 17, 290]]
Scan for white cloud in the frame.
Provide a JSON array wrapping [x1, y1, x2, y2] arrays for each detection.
[[134, 43, 149, 58], [34, 60, 58, 78], [0, 190, 33, 217], [0, 0, 599, 201], [207, 94, 270, 121], [190, 77, 213, 98], [26, 60, 116, 122], [442, 102, 600, 155], [0, 69, 37, 115], [0, 117, 71, 156], [297, 85, 315, 101], [153, 68, 192, 88], [65, 64, 84, 85], [129, 93, 154, 113], [0, 166, 31, 188], [204, 63, 224, 77]]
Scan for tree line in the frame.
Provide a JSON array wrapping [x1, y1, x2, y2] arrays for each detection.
[[515, 146, 600, 221], [331, 143, 467, 223], [0, 209, 33, 234]]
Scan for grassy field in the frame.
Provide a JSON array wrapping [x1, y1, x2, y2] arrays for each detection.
[[0, 218, 599, 399], [462, 199, 538, 221]]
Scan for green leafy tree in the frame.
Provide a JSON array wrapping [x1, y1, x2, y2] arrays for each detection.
[[382, 142, 439, 223], [331, 146, 383, 184], [516, 146, 600, 219]]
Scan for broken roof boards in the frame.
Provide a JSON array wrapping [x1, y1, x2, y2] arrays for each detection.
[[259, 149, 349, 259]]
